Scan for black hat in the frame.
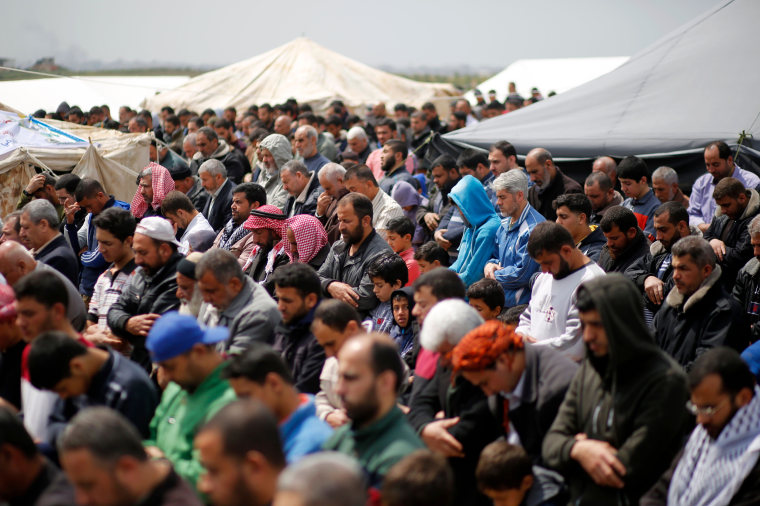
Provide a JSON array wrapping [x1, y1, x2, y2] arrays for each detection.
[[168, 164, 192, 181]]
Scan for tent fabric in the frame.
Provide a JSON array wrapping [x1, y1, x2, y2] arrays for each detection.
[[444, 0, 760, 177], [0, 106, 149, 217], [73, 143, 140, 204], [141, 37, 459, 114], [0, 76, 191, 116], [464, 57, 628, 103]]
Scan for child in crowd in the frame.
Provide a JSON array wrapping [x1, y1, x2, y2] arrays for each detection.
[[413, 241, 449, 273], [476, 441, 567, 506], [364, 253, 409, 335], [466, 279, 505, 321], [501, 304, 528, 325], [384, 216, 421, 285], [389, 287, 419, 369], [391, 181, 430, 247]]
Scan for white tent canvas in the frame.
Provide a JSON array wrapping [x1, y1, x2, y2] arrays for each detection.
[[0, 107, 149, 216], [0, 76, 190, 116], [141, 37, 460, 114], [465, 57, 628, 103]]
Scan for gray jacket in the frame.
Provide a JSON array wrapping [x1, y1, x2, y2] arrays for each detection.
[[200, 277, 282, 354], [317, 230, 393, 316]]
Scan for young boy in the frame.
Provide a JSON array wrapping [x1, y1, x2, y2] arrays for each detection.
[[413, 241, 449, 273], [384, 216, 420, 285], [476, 441, 567, 506], [364, 253, 409, 335], [389, 287, 419, 369], [618, 155, 658, 241], [500, 304, 528, 326], [466, 278, 505, 320]]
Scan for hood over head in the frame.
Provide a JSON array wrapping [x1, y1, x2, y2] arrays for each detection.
[[259, 134, 293, 170], [391, 286, 416, 312], [391, 181, 422, 208], [448, 175, 498, 228], [575, 273, 666, 378]]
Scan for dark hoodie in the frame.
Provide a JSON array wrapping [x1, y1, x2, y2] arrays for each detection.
[[542, 274, 690, 505]]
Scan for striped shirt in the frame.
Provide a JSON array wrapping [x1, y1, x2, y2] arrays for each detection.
[[88, 259, 137, 329]]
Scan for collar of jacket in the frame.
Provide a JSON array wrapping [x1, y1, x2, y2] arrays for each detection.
[[715, 188, 760, 219], [348, 405, 404, 441], [340, 229, 379, 259], [745, 257, 760, 277], [649, 226, 702, 256], [506, 202, 532, 231], [631, 189, 656, 206], [665, 264, 722, 312], [220, 277, 257, 317], [280, 304, 317, 333], [609, 230, 648, 263], [209, 139, 231, 160]]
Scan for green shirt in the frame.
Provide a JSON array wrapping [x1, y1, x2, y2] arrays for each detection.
[[323, 406, 424, 486], [144, 363, 236, 488]]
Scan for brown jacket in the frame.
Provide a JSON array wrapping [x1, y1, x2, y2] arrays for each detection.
[[213, 230, 256, 267]]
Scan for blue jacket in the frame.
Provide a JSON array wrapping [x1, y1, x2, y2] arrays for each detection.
[[281, 395, 333, 463], [66, 196, 130, 296], [488, 203, 545, 307], [448, 175, 501, 287], [622, 189, 659, 241]]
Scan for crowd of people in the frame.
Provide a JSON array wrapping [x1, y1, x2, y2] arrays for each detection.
[[2, 92, 760, 506]]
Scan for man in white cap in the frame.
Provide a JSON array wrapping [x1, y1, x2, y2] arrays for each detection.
[[107, 217, 184, 371]]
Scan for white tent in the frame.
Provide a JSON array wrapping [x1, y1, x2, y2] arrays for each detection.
[[465, 57, 628, 103], [0, 76, 190, 117], [141, 37, 460, 114], [0, 108, 149, 216]]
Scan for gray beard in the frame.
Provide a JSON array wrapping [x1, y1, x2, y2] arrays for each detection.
[[179, 288, 204, 318]]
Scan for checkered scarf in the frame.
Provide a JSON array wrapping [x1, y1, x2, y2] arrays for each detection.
[[283, 214, 328, 264], [243, 205, 286, 236], [218, 219, 250, 251], [131, 163, 175, 218], [668, 386, 760, 506]]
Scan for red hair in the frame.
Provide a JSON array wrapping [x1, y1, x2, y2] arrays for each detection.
[[452, 321, 523, 374]]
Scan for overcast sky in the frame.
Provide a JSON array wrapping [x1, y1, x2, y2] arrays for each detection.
[[4, 0, 719, 70]]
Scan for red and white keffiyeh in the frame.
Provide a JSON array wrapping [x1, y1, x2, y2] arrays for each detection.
[[243, 205, 287, 236], [131, 162, 175, 218], [283, 214, 328, 264]]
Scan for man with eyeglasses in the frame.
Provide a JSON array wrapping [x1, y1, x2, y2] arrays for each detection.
[[542, 274, 690, 506], [641, 347, 760, 505]]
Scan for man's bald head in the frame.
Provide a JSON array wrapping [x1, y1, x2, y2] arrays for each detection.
[[274, 115, 292, 136], [339, 332, 404, 391], [526, 148, 553, 165], [525, 148, 556, 188], [0, 241, 36, 285], [593, 156, 617, 183]]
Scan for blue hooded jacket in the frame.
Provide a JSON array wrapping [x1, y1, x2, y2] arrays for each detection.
[[448, 175, 501, 287]]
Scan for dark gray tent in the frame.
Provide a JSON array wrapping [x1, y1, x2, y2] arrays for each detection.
[[442, 0, 760, 186]]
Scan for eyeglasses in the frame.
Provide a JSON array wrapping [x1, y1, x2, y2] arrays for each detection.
[[685, 397, 728, 417]]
